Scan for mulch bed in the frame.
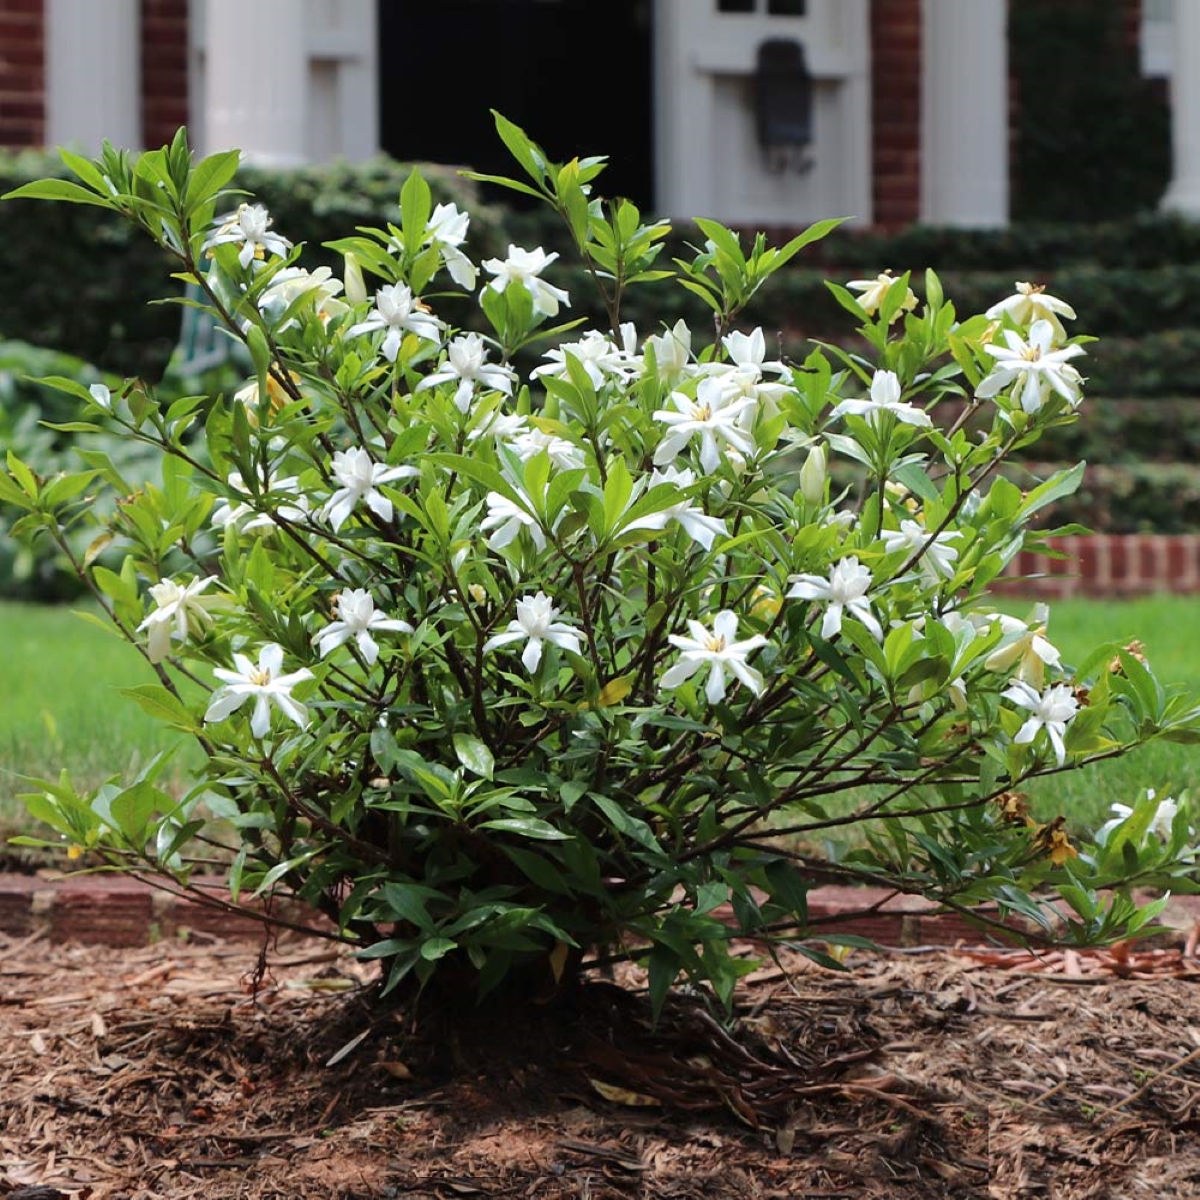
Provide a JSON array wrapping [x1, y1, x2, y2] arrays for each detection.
[[5, 930, 1200, 1199]]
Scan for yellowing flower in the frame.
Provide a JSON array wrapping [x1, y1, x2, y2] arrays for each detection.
[[137, 575, 221, 663], [986, 282, 1076, 344], [985, 605, 1060, 689], [846, 271, 918, 322]]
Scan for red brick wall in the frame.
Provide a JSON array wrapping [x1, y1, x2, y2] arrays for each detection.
[[0, 0, 44, 148], [141, 0, 189, 150], [870, 0, 921, 229]]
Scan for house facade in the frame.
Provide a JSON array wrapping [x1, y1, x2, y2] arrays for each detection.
[[0, 0, 1193, 229]]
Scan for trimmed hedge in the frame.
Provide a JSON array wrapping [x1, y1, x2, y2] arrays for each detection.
[[1004, 461, 1200, 535]]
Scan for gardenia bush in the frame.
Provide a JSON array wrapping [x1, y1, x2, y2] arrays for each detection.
[[4, 120, 1199, 1013]]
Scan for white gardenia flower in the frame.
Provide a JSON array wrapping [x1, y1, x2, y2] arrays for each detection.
[[532, 326, 641, 389], [619, 466, 728, 551], [204, 203, 291, 270], [468, 411, 531, 444], [258, 266, 347, 329], [322, 447, 419, 532], [787, 556, 883, 641], [881, 519, 959, 582], [137, 575, 220, 663], [704, 327, 791, 422], [652, 377, 757, 473], [211, 470, 311, 534], [645, 319, 693, 384], [482, 245, 570, 317], [416, 333, 515, 412], [346, 283, 444, 361], [829, 369, 932, 429], [205, 643, 314, 739], [508, 429, 586, 471], [424, 202, 477, 289], [660, 610, 768, 705], [1096, 788, 1183, 846], [483, 592, 582, 673], [986, 282, 1076, 344], [1003, 679, 1079, 766], [975, 319, 1086, 414], [845, 271, 918, 321], [89, 383, 112, 411], [313, 588, 413, 667], [481, 488, 548, 551], [984, 605, 1061, 689]]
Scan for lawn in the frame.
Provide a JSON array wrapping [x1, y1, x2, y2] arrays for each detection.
[[1000, 594, 1200, 827], [0, 600, 203, 832], [1, 594, 1198, 844]]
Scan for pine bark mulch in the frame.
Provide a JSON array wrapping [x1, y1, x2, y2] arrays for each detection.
[[4, 930, 1200, 1199]]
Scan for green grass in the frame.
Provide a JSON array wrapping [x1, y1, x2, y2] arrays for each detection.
[[0, 601, 203, 830], [1, 595, 1198, 847], [1003, 595, 1200, 831]]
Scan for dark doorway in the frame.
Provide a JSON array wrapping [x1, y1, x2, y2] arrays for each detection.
[[378, 0, 654, 208]]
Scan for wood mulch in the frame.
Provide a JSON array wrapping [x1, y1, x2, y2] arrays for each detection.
[[4, 930, 1200, 1199]]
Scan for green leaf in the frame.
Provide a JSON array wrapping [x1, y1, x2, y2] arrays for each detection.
[[3, 178, 113, 207], [491, 110, 548, 188], [183, 149, 242, 212], [400, 167, 432, 250], [1019, 462, 1085, 519], [453, 734, 495, 780], [119, 685, 197, 731], [763, 860, 810, 921], [479, 817, 572, 841]]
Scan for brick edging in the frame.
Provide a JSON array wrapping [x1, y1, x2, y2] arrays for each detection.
[[1001, 534, 1200, 598], [3, 873, 1196, 950]]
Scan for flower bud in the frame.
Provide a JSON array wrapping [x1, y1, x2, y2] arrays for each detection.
[[799, 443, 827, 505], [343, 252, 368, 306]]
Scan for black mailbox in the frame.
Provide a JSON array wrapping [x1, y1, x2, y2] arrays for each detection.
[[754, 38, 814, 174]]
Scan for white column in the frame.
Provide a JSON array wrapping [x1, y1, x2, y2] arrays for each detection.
[[920, 0, 1008, 227], [653, 0, 717, 220], [46, 0, 141, 151], [1163, 0, 1200, 215], [202, 0, 308, 165]]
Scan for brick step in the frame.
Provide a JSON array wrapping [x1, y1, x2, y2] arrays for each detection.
[[2, 872, 1196, 951]]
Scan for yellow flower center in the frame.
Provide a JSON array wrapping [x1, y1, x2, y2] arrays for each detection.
[[249, 667, 272, 687], [703, 633, 727, 653]]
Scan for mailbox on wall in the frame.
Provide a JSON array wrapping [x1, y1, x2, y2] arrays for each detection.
[[754, 38, 814, 174], [654, 0, 871, 226]]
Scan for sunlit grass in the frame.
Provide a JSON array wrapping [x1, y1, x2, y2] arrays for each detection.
[[1002, 594, 1200, 830], [0, 601, 204, 835], [2, 594, 1198, 853]]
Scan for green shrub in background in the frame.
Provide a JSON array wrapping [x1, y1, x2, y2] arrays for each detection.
[[0, 340, 166, 600], [0, 151, 495, 379]]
